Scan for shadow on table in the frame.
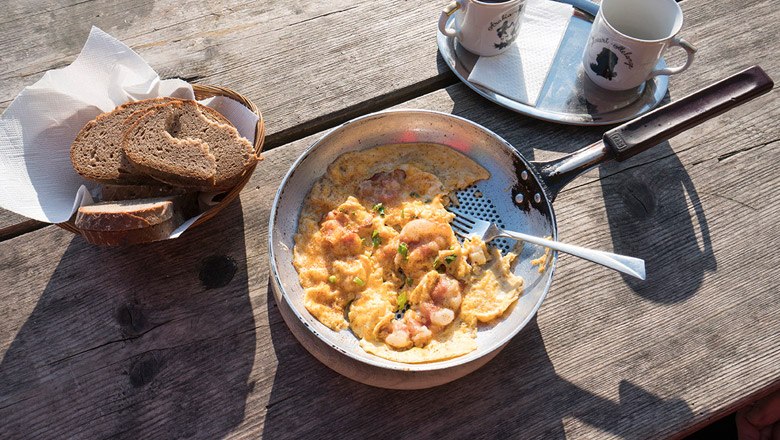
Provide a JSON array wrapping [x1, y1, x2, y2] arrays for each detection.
[[440, 77, 715, 302], [0, 200, 256, 439], [598, 144, 716, 302], [263, 290, 694, 439]]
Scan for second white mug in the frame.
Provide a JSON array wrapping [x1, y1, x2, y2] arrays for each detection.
[[438, 0, 527, 57], [582, 0, 697, 91]]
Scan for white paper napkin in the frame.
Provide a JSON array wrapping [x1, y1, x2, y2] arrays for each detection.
[[468, 0, 572, 106], [0, 27, 259, 233]]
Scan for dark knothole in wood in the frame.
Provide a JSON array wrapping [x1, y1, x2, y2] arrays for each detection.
[[199, 255, 237, 289], [618, 176, 657, 219], [116, 304, 147, 337], [128, 353, 163, 387]]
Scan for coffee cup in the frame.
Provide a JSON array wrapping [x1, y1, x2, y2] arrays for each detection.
[[582, 0, 696, 91], [438, 0, 527, 57]]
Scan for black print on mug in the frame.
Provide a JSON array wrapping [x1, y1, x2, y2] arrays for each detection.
[[492, 4, 523, 50], [494, 20, 518, 49], [590, 47, 619, 80]]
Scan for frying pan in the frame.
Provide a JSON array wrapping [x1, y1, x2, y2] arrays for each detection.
[[269, 66, 773, 389]]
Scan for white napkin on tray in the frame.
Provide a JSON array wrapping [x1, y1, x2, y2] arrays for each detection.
[[468, 0, 572, 107], [0, 27, 259, 237]]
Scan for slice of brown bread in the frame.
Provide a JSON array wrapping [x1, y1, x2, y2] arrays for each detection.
[[123, 101, 231, 131], [75, 194, 199, 245], [80, 217, 180, 246], [123, 106, 218, 188], [123, 100, 257, 190], [70, 97, 181, 184], [71, 98, 235, 185], [75, 196, 176, 231]]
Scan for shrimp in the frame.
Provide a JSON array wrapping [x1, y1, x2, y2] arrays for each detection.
[[357, 169, 406, 204], [426, 306, 455, 327], [319, 210, 362, 256], [318, 197, 374, 257], [416, 274, 462, 327], [395, 219, 455, 279], [384, 319, 413, 349], [408, 316, 433, 347], [382, 273, 463, 349], [430, 274, 462, 310], [384, 309, 435, 348]]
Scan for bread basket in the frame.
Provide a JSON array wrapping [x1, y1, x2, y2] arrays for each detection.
[[58, 84, 266, 242]]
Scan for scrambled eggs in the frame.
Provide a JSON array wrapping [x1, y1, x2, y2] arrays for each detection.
[[293, 144, 524, 363]]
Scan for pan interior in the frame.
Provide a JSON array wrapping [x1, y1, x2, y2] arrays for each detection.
[[454, 185, 516, 253], [270, 110, 557, 371]]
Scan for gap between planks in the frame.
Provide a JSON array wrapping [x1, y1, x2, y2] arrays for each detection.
[[262, 72, 458, 150]]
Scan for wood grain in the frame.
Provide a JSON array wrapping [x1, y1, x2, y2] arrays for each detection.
[[0, 0, 458, 235], [0, 0, 774, 232], [0, 72, 777, 438], [0, 0, 456, 145], [0, 0, 778, 437]]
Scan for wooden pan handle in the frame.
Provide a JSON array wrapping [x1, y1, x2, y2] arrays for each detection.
[[604, 65, 774, 162]]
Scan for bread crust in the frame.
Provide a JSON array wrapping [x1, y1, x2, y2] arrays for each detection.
[[70, 97, 182, 184], [69, 96, 259, 246], [122, 100, 257, 190], [122, 104, 218, 188], [75, 197, 176, 231], [79, 216, 181, 246]]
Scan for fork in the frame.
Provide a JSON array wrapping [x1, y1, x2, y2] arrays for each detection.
[[448, 207, 646, 280]]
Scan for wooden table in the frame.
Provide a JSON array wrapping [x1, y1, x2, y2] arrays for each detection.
[[1, 0, 778, 438]]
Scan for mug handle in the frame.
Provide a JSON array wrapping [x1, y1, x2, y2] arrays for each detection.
[[650, 36, 697, 77], [438, 1, 464, 38]]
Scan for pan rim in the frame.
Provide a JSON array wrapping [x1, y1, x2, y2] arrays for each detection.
[[268, 108, 558, 372]]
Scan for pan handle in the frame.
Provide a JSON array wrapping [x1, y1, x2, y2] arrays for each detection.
[[604, 65, 774, 162], [534, 65, 774, 201]]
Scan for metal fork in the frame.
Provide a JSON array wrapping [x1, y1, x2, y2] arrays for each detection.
[[448, 207, 646, 280]]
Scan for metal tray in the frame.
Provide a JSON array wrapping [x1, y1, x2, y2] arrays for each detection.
[[436, 0, 669, 126]]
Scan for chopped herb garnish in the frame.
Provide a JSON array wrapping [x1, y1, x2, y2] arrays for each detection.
[[353, 276, 365, 287], [401, 209, 405, 219], [396, 292, 408, 312], [371, 230, 381, 247], [410, 192, 420, 198], [372, 203, 385, 217], [398, 242, 408, 259], [328, 275, 337, 283], [445, 255, 456, 264], [424, 198, 432, 204], [406, 277, 413, 287]]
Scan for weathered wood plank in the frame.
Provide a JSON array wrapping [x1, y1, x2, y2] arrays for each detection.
[[1, 0, 779, 437], [0, 218, 46, 241], [0, 0, 777, 237], [0, 0, 458, 236], [0, 0, 456, 144], [0, 71, 777, 438], [1, 0, 776, 235]]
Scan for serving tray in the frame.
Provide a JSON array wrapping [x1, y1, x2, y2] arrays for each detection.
[[436, 0, 669, 125]]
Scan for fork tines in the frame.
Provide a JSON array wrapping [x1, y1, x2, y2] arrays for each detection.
[[447, 207, 476, 238]]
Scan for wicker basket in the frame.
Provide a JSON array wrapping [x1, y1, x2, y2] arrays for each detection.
[[58, 84, 266, 242]]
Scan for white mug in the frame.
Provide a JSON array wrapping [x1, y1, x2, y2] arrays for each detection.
[[438, 0, 527, 57], [582, 0, 696, 91]]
